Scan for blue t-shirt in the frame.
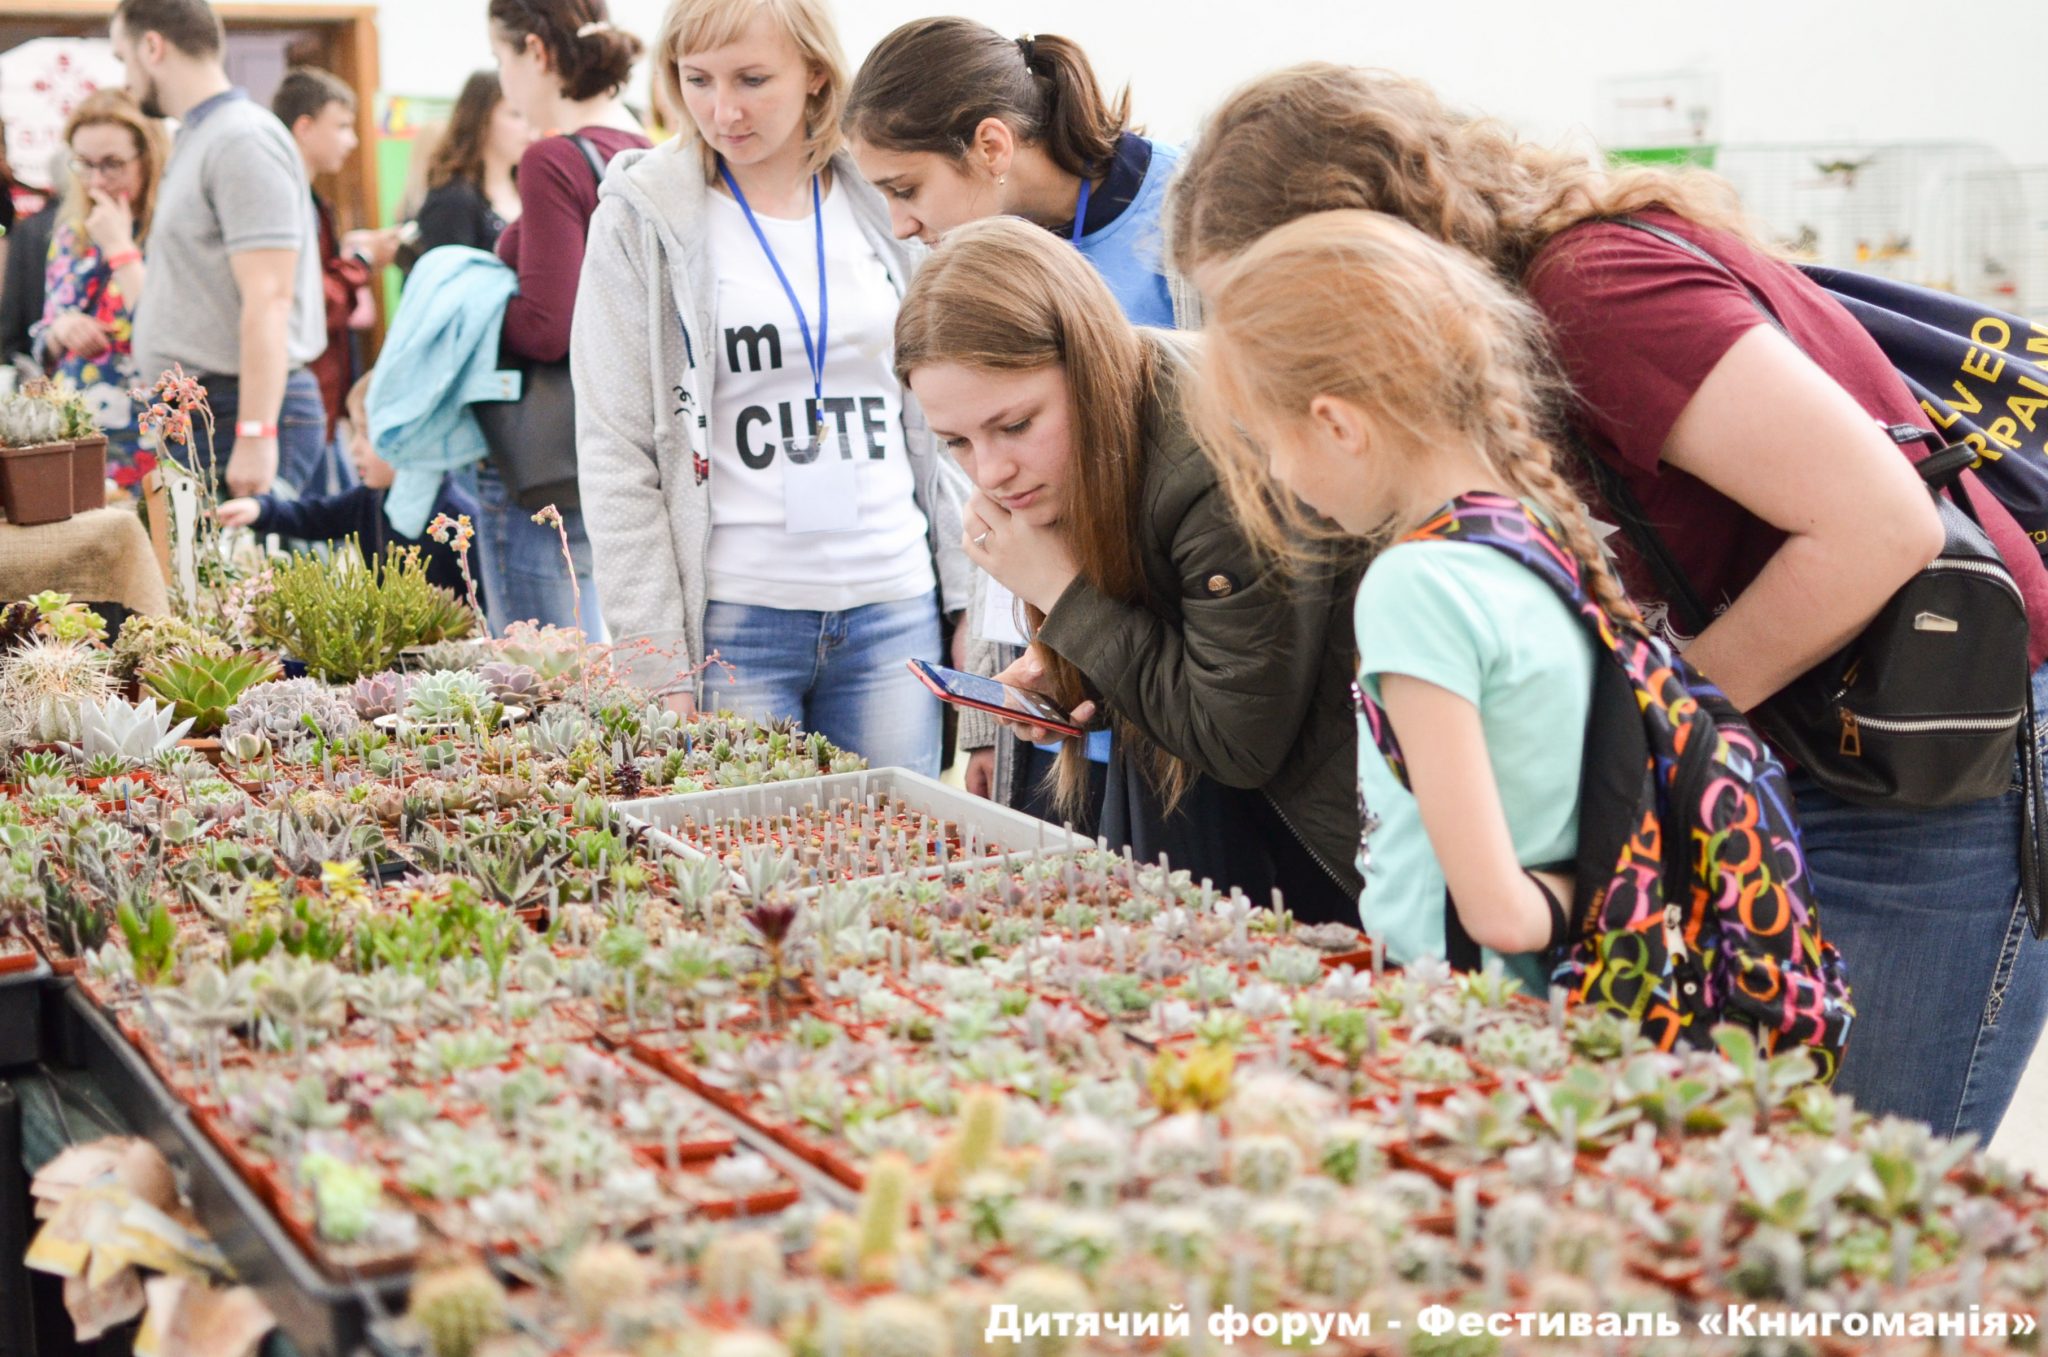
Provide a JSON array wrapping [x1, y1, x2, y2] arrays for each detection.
[[1352, 534, 1597, 995]]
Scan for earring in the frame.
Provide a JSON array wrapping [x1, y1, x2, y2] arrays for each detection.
[[998, 175, 1007, 187]]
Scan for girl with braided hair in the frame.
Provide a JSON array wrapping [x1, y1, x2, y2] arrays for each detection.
[[1192, 209, 1630, 990]]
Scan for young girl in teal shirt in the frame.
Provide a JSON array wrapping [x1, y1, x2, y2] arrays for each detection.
[[1193, 209, 1630, 984]]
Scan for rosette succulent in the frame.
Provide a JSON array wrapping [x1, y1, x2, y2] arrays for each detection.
[[475, 660, 541, 705], [347, 670, 409, 719], [142, 651, 283, 735], [404, 669, 495, 727], [225, 678, 361, 751], [69, 695, 195, 763]]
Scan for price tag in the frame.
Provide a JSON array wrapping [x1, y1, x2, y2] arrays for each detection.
[[781, 433, 861, 534]]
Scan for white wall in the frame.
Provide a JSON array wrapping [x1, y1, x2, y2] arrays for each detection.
[[317, 0, 2048, 168]]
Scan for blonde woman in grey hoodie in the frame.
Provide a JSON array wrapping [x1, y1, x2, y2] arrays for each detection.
[[571, 0, 971, 773]]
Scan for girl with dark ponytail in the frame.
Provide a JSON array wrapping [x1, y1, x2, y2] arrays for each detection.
[[847, 18, 1198, 846]]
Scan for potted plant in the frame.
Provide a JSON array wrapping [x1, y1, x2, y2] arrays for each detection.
[[0, 392, 74, 525], [48, 382, 108, 513], [141, 650, 283, 742]]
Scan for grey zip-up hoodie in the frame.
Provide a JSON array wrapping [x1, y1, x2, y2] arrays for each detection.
[[572, 139, 972, 691]]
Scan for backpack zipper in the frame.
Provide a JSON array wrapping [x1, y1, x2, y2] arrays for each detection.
[[1840, 706, 2024, 756], [1927, 557, 2024, 600]]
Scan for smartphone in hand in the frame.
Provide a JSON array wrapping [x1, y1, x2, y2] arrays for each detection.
[[906, 660, 1086, 738]]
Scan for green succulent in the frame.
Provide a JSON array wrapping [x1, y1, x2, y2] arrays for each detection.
[[141, 651, 283, 735]]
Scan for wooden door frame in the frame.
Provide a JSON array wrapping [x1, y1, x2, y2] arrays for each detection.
[[9, 4, 382, 276]]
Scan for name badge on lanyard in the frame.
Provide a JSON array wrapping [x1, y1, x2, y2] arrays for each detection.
[[720, 163, 861, 534]]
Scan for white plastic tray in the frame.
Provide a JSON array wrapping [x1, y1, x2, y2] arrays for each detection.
[[613, 767, 1088, 892]]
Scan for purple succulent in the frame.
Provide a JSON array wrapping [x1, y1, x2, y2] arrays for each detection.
[[476, 661, 542, 704], [348, 671, 410, 720]]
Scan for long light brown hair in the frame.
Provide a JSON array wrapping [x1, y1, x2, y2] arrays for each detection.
[[1166, 63, 1761, 283], [1193, 210, 1637, 628], [424, 71, 504, 192], [60, 90, 169, 246], [655, 0, 849, 183], [894, 216, 1191, 815]]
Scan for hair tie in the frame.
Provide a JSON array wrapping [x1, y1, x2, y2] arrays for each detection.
[[1016, 34, 1037, 69], [576, 20, 612, 38]]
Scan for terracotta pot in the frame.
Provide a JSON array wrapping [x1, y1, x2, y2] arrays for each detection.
[[0, 440, 75, 525], [70, 435, 108, 511]]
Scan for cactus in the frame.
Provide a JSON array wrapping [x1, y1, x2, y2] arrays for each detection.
[[854, 1153, 913, 1284], [989, 1267, 1092, 1354], [698, 1228, 782, 1307], [0, 636, 114, 742], [406, 1261, 508, 1357], [1230, 1132, 1305, 1195], [853, 1295, 949, 1357], [0, 393, 66, 448], [564, 1239, 650, 1331]]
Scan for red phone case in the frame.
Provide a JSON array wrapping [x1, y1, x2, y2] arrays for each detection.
[[909, 662, 1085, 738]]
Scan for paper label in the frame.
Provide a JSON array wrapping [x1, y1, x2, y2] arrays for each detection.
[[781, 432, 862, 534], [978, 579, 1030, 647]]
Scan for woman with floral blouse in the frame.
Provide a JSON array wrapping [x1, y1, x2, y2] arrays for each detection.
[[35, 89, 169, 493]]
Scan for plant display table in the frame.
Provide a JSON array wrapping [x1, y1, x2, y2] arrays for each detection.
[[0, 508, 167, 619]]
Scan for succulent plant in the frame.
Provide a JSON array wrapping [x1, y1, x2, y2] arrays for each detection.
[[698, 1229, 782, 1308], [110, 614, 231, 681], [141, 651, 282, 736], [564, 1240, 650, 1331], [67, 695, 195, 764], [853, 1295, 949, 1357], [406, 1260, 508, 1357], [297, 1152, 387, 1245], [224, 678, 361, 751], [0, 637, 115, 742], [346, 670, 409, 719], [404, 669, 494, 726], [494, 621, 586, 682], [475, 660, 541, 705], [0, 392, 66, 447]]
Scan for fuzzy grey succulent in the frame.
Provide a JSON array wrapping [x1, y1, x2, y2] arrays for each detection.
[[475, 660, 541, 705], [347, 670, 409, 719], [224, 678, 361, 750], [402, 638, 489, 674]]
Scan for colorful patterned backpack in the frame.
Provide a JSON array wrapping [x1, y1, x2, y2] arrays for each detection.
[[1357, 492, 1855, 1076]]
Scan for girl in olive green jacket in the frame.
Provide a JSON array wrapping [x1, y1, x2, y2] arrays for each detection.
[[894, 217, 1363, 922]]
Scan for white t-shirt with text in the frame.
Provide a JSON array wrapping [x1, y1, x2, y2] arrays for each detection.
[[705, 181, 935, 611]]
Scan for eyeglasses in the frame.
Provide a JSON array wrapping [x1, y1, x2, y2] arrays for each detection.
[[68, 155, 139, 178]]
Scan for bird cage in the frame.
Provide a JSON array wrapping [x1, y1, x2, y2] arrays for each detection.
[[1711, 142, 2025, 308]]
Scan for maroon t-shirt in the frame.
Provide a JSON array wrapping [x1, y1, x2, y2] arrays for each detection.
[[496, 126, 650, 364], [1525, 209, 2048, 668]]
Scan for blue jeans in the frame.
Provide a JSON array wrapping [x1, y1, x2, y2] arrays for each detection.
[[1792, 660, 2048, 1143], [468, 464, 603, 638], [191, 369, 328, 501], [703, 595, 942, 776]]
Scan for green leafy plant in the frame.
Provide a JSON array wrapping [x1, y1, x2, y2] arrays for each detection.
[[248, 542, 473, 683], [116, 897, 178, 986], [141, 651, 283, 735]]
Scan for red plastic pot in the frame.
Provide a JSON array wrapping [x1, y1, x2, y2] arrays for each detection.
[[0, 440, 75, 525]]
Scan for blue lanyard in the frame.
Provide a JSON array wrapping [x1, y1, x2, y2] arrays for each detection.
[[1070, 175, 1093, 244], [719, 162, 827, 427]]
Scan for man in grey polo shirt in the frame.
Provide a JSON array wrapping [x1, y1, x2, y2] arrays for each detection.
[[112, 0, 329, 499]]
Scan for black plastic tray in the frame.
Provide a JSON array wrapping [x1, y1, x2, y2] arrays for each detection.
[[59, 986, 410, 1357], [0, 957, 50, 1069]]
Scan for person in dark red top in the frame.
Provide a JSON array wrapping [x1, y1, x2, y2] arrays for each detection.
[[1167, 64, 2048, 1144], [273, 68, 399, 458], [470, 0, 648, 635]]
